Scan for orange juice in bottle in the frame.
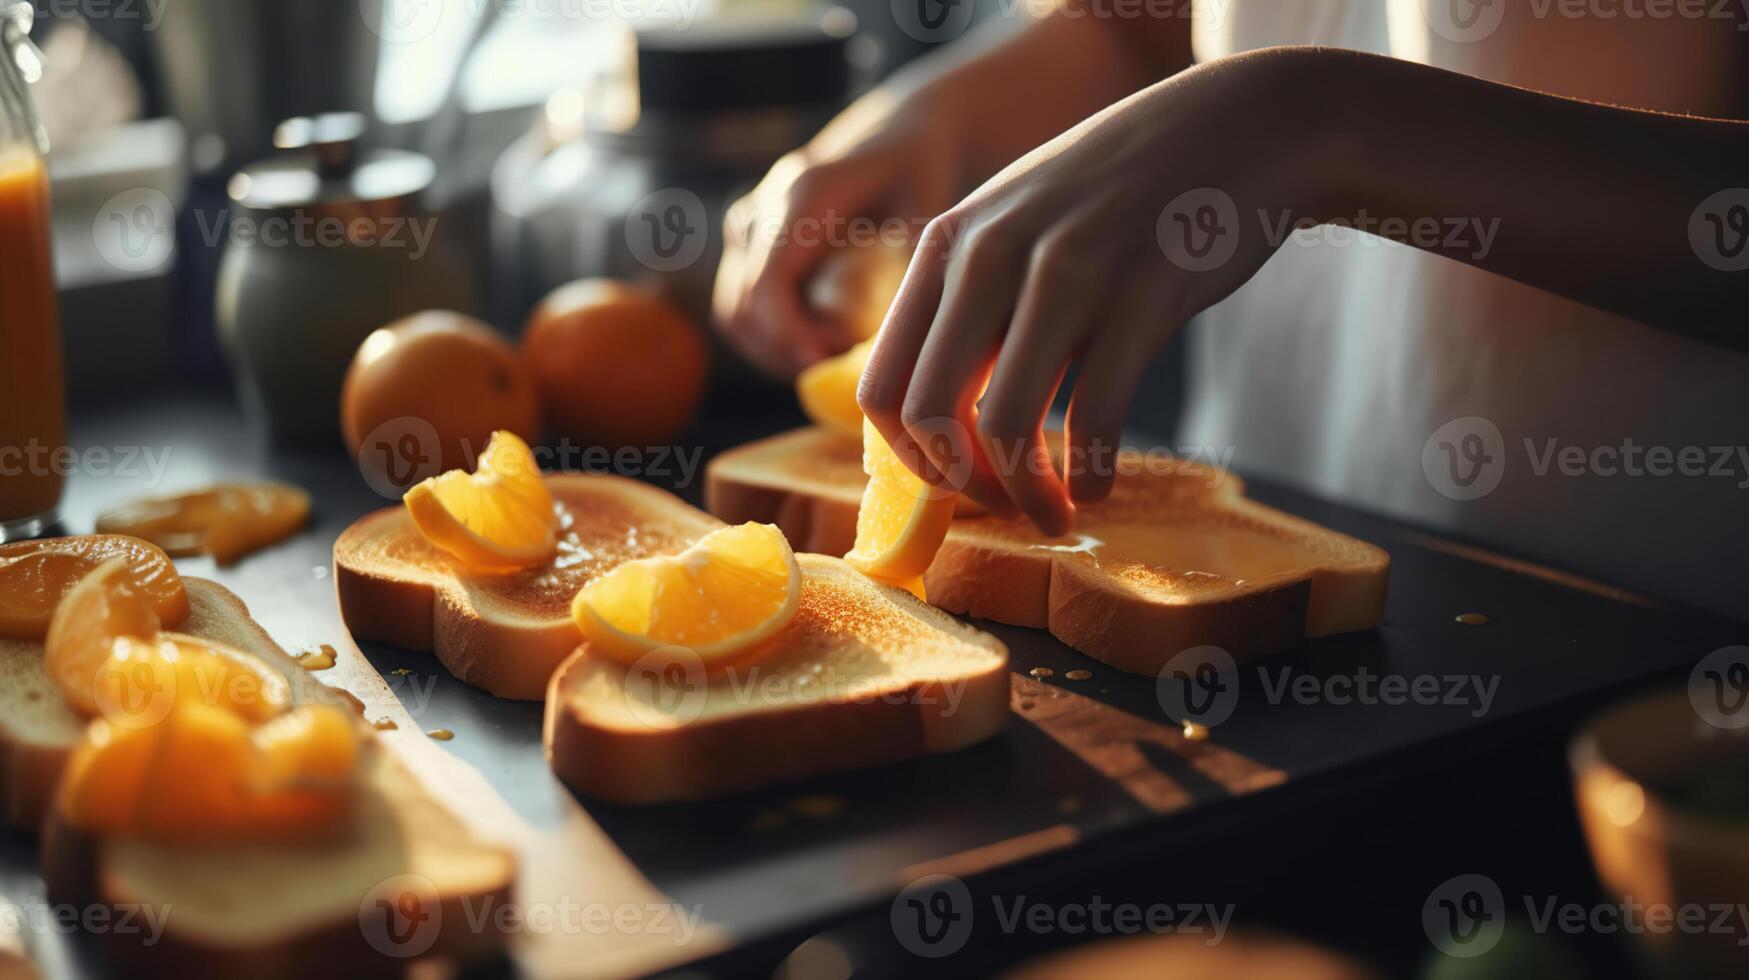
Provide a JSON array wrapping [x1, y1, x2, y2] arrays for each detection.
[[0, 4, 63, 541]]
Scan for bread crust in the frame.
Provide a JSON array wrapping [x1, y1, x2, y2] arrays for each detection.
[[334, 474, 723, 701], [545, 556, 1011, 805], [12, 577, 515, 977], [707, 427, 1390, 676], [40, 761, 515, 980]]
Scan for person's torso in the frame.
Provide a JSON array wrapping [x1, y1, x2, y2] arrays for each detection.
[[1179, 0, 1749, 618]]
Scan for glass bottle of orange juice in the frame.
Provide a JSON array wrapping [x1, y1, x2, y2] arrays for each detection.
[[0, 2, 63, 542]]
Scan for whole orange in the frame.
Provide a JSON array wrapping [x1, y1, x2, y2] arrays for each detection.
[[341, 311, 541, 488], [521, 280, 709, 450]]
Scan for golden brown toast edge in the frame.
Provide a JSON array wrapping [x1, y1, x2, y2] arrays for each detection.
[[333, 474, 724, 701], [544, 555, 1011, 805], [39, 755, 516, 980], [706, 427, 1389, 676]]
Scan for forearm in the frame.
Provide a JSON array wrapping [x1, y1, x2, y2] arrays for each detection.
[[888, 6, 1194, 182], [1308, 48, 1749, 347]]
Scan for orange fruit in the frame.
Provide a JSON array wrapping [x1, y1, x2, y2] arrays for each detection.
[[796, 339, 872, 438], [522, 280, 708, 450], [844, 419, 956, 596], [342, 311, 541, 485], [58, 701, 361, 843], [95, 483, 310, 566], [0, 535, 187, 640], [571, 522, 800, 666], [403, 430, 557, 571], [45, 557, 290, 722]]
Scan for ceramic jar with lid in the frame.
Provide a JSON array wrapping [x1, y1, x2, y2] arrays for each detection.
[[218, 112, 475, 446]]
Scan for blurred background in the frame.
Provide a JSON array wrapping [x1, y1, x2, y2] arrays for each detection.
[[29, 0, 1001, 402]]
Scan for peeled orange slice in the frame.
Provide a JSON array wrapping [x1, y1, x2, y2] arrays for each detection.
[[0, 535, 187, 640], [96, 482, 310, 566], [571, 522, 801, 666], [404, 430, 557, 571], [45, 557, 289, 723], [796, 339, 872, 439], [844, 418, 956, 595], [58, 701, 361, 843]]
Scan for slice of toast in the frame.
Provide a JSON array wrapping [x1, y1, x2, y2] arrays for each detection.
[[707, 427, 1390, 675], [545, 553, 1010, 804], [334, 474, 722, 700], [13, 579, 515, 978]]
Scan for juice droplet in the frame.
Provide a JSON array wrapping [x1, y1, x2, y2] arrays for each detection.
[[390, 667, 414, 676], [372, 717, 398, 731], [1028, 667, 1055, 679], [426, 728, 455, 741], [1064, 669, 1092, 681], [296, 644, 338, 670], [1182, 721, 1210, 742], [1455, 613, 1489, 626]]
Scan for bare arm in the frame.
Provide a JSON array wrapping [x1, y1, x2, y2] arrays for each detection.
[[858, 44, 1749, 535], [1317, 47, 1749, 345]]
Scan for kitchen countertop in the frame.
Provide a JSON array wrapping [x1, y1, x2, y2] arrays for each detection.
[[3, 389, 1741, 978]]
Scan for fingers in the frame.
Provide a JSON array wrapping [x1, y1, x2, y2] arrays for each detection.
[[714, 155, 879, 379], [901, 221, 1032, 512], [1066, 277, 1175, 504], [977, 241, 1094, 536], [858, 218, 952, 486]]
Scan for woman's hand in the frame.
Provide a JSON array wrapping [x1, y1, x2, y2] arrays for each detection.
[[858, 49, 1340, 536], [712, 88, 965, 379], [713, 12, 1191, 380]]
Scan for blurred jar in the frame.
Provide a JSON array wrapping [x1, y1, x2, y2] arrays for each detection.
[[1572, 687, 1749, 978], [490, 12, 855, 364], [0, 1, 65, 540], [218, 113, 476, 448]]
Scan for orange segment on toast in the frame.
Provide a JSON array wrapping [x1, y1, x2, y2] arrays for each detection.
[[57, 701, 360, 843], [13, 565, 519, 975], [546, 553, 1009, 804], [336, 473, 725, 700], [572, 522, 801, 666], [95, 483, 310, 566], [0, 535, 187, 640], [796, 339, 871, 438], [404, 430, 558, 572], [0, 573, 316, 832], [844, 419, 956, 596], [45, 558, 290, 722], [707, 426, 1390, 676]]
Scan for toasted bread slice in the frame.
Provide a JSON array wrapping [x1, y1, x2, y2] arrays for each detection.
[[19, 579, 516, 978], [334, 475, 721, 700], [42, 749, 514, 979], [707, 427, 1390, 675], [545, 553, 1010, 804], [0, 578, 308, 832]]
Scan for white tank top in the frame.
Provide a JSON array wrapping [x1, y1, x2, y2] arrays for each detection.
[[1181, 0, 1749, 619]]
